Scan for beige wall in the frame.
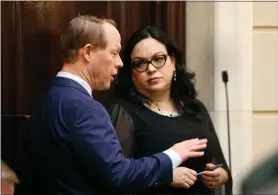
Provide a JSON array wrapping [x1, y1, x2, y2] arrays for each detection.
[[186, 2, 278, 193], [186, 2, 254, 193], [186, 2, 214, 113], [214, 3, 254, 193], [252, 2, 278, 166]]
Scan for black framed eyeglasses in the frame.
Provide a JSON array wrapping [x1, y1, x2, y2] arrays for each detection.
[[131, 54, 168, 72]]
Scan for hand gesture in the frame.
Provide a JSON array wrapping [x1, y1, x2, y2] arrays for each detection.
[[170, 138, 207, 162], [171, 167, 197, 189], [201, 163, 228, 188]]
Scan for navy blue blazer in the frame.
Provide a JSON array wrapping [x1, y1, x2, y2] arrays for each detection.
[[15, 77, 172, 194]]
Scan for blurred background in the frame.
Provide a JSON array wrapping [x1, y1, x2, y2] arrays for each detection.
[[1, 1, 278, 194]]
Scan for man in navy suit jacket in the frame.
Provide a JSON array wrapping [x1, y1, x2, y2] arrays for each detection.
[[15, 15, 207, 194]]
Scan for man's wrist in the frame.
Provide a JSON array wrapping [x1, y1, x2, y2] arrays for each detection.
[[163, 149, 182, 169]]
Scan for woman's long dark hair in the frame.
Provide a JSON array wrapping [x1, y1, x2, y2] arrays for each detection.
[[115, 26, 201, 116]]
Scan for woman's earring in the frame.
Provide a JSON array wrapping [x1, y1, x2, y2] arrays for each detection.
[[173, 70, 177, 82]]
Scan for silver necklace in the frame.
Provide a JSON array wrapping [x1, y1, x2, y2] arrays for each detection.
[[151, 103, 180, 117]]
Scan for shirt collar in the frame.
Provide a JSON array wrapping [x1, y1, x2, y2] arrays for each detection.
[[56, 71, 92, 97]]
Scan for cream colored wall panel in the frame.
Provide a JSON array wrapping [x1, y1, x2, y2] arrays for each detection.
[[253, 31, 278, 110], [252, 115, 278, 166], [253, 2, 278, 27], [214, 3, 254, 193], [186, 2, 214, 111]]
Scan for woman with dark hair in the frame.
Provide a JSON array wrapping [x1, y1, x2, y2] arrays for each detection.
[[108, 26, 232, 194]]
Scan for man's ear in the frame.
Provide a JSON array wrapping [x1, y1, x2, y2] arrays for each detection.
[[82, 44, 95, 62]]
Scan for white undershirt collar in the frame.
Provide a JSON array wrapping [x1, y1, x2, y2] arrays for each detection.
[[56, 71, 92, 97]]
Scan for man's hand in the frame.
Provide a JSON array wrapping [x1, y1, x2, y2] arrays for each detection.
[[201, 163, 229, 189], [170, 138, 207, 162], [170, 167, 197, 189]]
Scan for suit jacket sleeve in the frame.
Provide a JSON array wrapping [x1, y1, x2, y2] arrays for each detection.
[[70, 100, 173, 193]]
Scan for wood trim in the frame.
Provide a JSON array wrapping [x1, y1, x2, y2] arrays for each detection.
[[107, 1, 112, 18], [253, 26, 278, 31], [1, 115, 30, 119], [253, 110, 278, 116], [15, 2, 25, 114]]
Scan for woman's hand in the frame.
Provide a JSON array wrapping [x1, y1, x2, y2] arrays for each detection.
[[201, 163, 229, 189], [171, 167, 197, 189]]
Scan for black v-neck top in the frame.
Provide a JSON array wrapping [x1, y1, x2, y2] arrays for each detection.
[[108, 97, 232, 195]]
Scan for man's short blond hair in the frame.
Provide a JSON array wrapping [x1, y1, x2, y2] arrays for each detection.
[[60, 15, 117, 63]]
